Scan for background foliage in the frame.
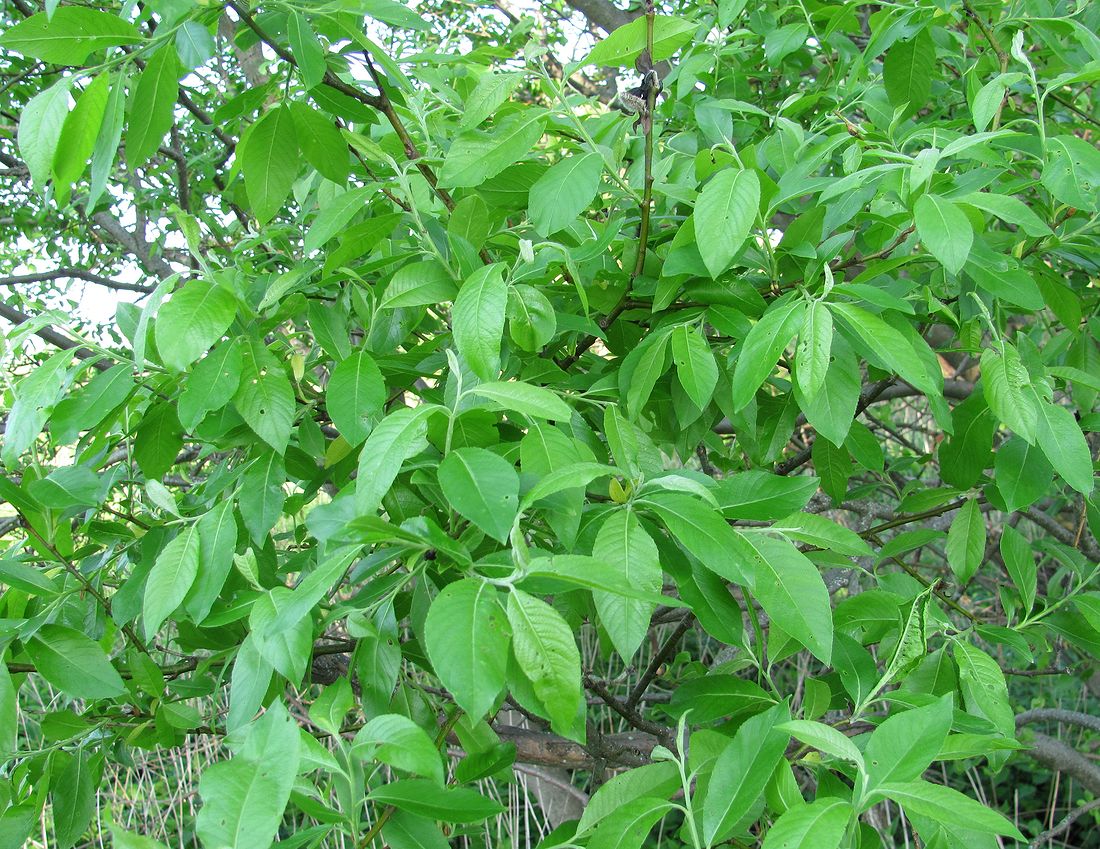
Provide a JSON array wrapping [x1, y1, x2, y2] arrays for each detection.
[[2, 0, 1100, 847]]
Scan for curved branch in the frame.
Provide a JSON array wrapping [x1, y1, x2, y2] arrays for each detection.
[[1017, 708, 1100, 735], [0, 299, 112, 370], [1020, 730, 1100, 796], [0, 268, 153, 294]]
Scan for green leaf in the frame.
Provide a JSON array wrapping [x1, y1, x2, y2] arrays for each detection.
[[592, 510, 662, 660], [86, 68, 127, 211], [326, 350, 385, 445], [27, 465, 101, 509], [0, 8, 141, 64], [143, 523, 200, 639], [269, 546, 361, 634], [184, 499, 239, 622], [765, 22, 810, 66], [812, 433, 851, 503], [250, 588, 311, 684], [175, 21, 216, 70], [25, 624, 125, 699], [471, 380, 572, 422], [0, 665, 16, 758], [380, 261, 458, 308], [520, 462, 617, 509], [507, 588, 582, 735], [353, 714, 444, 784], [761, 798, 852, 849], [914, 194, 973, 275], [999, 525, 1035, 613], [957, 191, 1052, 237], [1034, 400, 1094, 494], [830, 302, 940, 398], [239, 450, 286, 544], [744, 534, 833, 664], [577, 763, 681, 835], [703, 702, 791, 843], [355, 405, 439, 514], [777, 720, 864, 767], [524, 555, 676, 607], [670, 324, 718, 409], [1042, 135, 1100, 211], [108, 825, 169, 849], [289, 101, 349, 184], [954, 642, 1013, 737], [439, 110, 546, 188], [453, 263, 507, 380], [52, 73, 109, 199], [621, 327, 672, 414], [777, 512, 873, 557], [875, 781, 1024, 839], [233, 341, 295, 453], [51, 749, 98, 849], [155, 281, 238, 372], [304, 186, 373, 252], [864, 696, 953, 791], [367, 780, 503, 823], [460, 71, 522, 129], [196, 701, 302, 849], [665, 675, 773, 723], [126, 47, 179, 169], [884, 29, 935, 113], [588, 797, 675, 849], [240, 106, 299, 223], [18, 77, 72, 188], [695, 168, 760, 278], [134, 401, 183, 481], [361, 0, 431, 30], [507, 284, 557, 351], [799, 342, 860, 446], [795, 300, 833, 401], [438, 447, 519, 542], [585, 15, 697, 67], [424, 579, 509, 719], [642, 491, 755, 585], [945, 499, 985, 583], [179, 339, 242, 429], [713, 471, 818, 520], [730, 298, 805, 411], [288, 12, 326, 89], [980, 345, 1037, 441], [530, 152, 603, 236]]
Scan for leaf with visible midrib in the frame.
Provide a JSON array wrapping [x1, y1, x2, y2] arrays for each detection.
[[423, 579, 510, 720], [127, 47, 179, 169], [452, 264, 507, 380], [143, 522, 201, 639], [694, 168, 760, 278], [914, 194, 973, 274], [703, 703, 791, 842], [240, 106, 299, 223], [507, 588, 582, 734], [744, 534, 833, 663], [439, 110, 546, 188], [438, 447, 519, 543], [592, 510, 661, 660], [233, 343, 295, 453], [155, 281, 238, 372], [730, 298, 805, 412], [530, 152, 603, 236], [326, 350, 385, 445], [670, 324, 718, 409], [24, 624, 125, 699], [0, 8, 142, 65], [196, 702, 301, 849]]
